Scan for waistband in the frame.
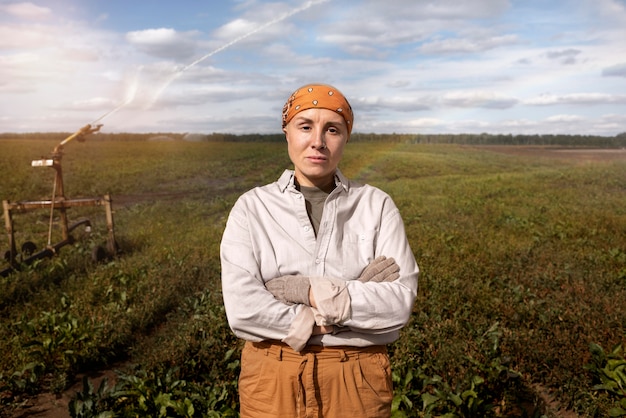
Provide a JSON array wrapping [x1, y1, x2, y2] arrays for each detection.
[[248, 340, 387, 362]]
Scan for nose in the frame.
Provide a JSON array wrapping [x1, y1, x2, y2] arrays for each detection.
[[311, 129, 326, 150]]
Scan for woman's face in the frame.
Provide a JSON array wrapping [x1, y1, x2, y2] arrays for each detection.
[[283, 108, 349, 189]]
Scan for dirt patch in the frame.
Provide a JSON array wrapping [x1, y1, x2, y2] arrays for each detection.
[[110, 176, 246, 209], [111, 190, 202, 207], [535, 384, 580, 418], [467, 145, 626, 162], [8, 369, 117, 418]]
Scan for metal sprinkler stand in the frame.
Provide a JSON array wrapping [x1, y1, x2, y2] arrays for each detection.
[[1, 124, 118, 277]]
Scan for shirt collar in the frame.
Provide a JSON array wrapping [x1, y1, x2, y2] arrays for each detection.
[[277, 169, 350, 193]]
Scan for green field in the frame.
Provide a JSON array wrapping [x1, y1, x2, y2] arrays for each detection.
[[1, 138, 625, 417]]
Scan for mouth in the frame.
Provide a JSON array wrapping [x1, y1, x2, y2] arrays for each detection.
[[307, 155, 327, 163]]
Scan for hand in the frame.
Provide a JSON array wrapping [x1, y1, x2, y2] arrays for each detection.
[[357, 256, 400, 283], [265, 275, 310, 305]]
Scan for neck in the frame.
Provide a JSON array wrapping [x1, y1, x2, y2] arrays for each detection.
[[295, 175, 336, 193]]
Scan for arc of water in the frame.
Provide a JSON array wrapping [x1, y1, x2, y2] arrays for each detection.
[[91, 0, 330, 125], [91, 67, 141, 124]]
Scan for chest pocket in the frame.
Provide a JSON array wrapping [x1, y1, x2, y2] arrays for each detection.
[[341, 230, 377, 279]]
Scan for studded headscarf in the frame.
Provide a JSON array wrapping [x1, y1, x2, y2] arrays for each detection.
[[281, 83, 354, 134]]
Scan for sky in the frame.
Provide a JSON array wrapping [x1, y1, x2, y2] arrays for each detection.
[[1, 0, 626, 136]]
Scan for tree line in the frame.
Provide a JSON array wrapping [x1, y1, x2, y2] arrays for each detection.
[[2, 131, 626, 147]]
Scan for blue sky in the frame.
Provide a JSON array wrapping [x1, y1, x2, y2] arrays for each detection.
[[1, 0, 625, 135]]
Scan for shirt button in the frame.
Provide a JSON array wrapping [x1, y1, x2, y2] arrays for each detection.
[[315, 258, 321, 264], [304, 226, 310, 232], [360, 234, 366, 240]]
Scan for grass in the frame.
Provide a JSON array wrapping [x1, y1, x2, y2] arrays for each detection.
[[0, 137, 625, 417]]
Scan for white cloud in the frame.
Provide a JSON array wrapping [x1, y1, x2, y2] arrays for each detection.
[[583, 0, 626, 23], [60, 97, 119, 111], [0, 24, 56, 49], [362, 0, 510, 20], [0, 52, 39, 66], [214, 18, 258, 39], [316, 0, 513, 57], [208, 2, 309, 49], [1, 2, 51, 20], [419, 34, 519, 54], [545, 49, 582, 65], [404, 118, 444, 128], [602, 63, 626, 77], [361, 117, 443, 133], [545, 114, 585, 123], [387, 80, 411, 89], [354, 96, 431, 113], [442, 91, 518, 109], [126, 28, 200, 60], [525, 93, 626, 106]]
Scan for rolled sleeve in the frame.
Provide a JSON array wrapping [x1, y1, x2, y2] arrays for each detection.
[[282, 306, 316, 351], [309, 276, 351, 326]]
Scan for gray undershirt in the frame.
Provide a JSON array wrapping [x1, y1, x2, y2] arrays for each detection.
[[299, 185, 332, 236]]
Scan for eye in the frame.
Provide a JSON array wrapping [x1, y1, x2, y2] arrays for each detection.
[[295, 120, 311, 131]]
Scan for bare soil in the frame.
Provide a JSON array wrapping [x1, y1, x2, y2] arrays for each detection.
[[8, 369, 117, 418], [467, 145, 626, 162]]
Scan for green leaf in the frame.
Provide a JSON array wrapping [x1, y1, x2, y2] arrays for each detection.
[[391, 410, 408, 418], [391, 395, 402, 411], [448, 392, 462, 406], [461, 389, 478, 400], [607, 359, 626, 370], [471, 375, 484, 385], [422, 392, 440, 409], [608, 406, 626, 417]]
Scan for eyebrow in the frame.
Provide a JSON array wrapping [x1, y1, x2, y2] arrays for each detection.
[[293, 115, 345, 127]]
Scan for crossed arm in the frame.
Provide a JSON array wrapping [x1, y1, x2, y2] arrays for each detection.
[[221, 195, 418, 351], [264, 256, 401, 336]]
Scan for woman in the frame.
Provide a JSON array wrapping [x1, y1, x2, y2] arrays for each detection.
[[220, 83, 419, 417]]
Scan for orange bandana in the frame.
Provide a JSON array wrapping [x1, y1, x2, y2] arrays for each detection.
[[282, 84, 354, 134]]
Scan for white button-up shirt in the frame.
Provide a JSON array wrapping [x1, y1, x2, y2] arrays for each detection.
[[220, 169, 419, 348]]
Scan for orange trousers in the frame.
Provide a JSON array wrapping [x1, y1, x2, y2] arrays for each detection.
[[238, 340, 393, 418]]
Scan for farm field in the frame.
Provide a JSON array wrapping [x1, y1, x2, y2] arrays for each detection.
[[1, 137, 625, 417]]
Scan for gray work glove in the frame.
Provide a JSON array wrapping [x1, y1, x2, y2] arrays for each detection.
[[265, 275, 310, 305], [358, 256, 400, 283]]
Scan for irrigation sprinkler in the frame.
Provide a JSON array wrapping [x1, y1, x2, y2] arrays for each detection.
[[1, 124, 118, 277], [0, 0, 331, 278]]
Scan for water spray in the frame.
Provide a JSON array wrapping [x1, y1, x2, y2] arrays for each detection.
[[91, 0, 331, 126], [2, 1, 332, 276]]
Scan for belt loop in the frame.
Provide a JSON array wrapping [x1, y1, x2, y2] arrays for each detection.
[[339, 349, 348, 362], [260, 342, 270, 357], [277, 346, 283, 361], [250, 341, 264, 354]]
